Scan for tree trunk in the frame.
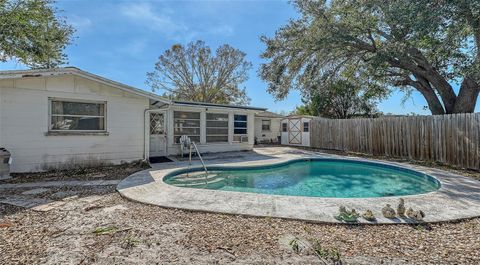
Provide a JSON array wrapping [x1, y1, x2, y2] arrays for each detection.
[[453, 77, 480, 113]]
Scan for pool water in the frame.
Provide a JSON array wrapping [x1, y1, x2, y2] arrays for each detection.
[[164, 159, 440, 198]]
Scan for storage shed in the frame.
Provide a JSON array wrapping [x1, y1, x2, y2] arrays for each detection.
[[280, 115, 314, 147]]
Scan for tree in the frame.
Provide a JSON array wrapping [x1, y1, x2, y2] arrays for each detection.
[[294, 79, 383, 119], [147, 40, 252, 105], [0, 0, 74, 68], [260, 0, 480, 114]]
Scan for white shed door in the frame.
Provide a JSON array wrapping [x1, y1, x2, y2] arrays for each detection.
[[149, 112, 166, 157], [288, 118, 302, 144]]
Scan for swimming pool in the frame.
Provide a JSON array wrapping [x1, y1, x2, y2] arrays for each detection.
[[164, 158, 441, 198]]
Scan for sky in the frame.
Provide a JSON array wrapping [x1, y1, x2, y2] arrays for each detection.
[[1, 0, 478, 114]]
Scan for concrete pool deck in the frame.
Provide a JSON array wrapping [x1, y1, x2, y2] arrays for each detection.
[[117, 147, 480, 224]]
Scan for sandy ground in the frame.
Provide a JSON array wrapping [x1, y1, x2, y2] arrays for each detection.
[[1, 156, 480, 264]]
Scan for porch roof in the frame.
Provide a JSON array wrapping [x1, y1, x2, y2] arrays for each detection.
[[172, 100, 267, 111]]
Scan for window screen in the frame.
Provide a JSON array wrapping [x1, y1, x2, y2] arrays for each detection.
[[174, 111, 200, 143], [50, 100, 106, 131], [206, 113, 228, 143]]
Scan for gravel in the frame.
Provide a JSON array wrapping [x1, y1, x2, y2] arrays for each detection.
[[3, 161, 149, 184], [1, 159, 479, 264], [1, 188, 479, 264]]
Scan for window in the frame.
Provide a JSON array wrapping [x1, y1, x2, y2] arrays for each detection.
[[49, 99, 106, 131], [303, 122, 309, 132], [233, 114, 247, 142], [206, 113, 228, 143], [261, 120, 271, 131], [174, 111, 200, 143], [282, 123, 287, 132]]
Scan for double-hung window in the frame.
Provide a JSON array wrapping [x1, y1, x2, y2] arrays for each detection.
[[233, 114, 248, 142], [174, 111, 200, 143], [206, 113, 229, 143], [49, 99, 106, 132], [261, 119, 271, 131]]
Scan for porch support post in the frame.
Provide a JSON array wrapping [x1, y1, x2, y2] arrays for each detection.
[[228, 112, 234, 144], [200, 110, 206, 144]]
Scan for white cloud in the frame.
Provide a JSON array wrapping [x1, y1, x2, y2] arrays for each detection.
[[117, 39, 149, 56], [69, 15, 93, 33], [119, 2, 235, 41], [119, 2, 189, 40], [208, 25, 234, 37]]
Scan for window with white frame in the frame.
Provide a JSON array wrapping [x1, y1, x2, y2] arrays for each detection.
[[174, 111, 200, 143], [206, 113, 229, 143], [303, 121, 309, 132], [233, 114, 248, 142], [49, 99, 106, 131], [261, 119, 271, 131]]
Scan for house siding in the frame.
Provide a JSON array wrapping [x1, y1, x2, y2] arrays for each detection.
[[254, 117, 282, 143], [0, 75, 149, 172]]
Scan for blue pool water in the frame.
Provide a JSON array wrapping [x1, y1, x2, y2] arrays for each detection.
[[164, 159, 441, 198]]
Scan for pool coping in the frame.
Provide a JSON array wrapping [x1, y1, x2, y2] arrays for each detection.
[[117, 154, 480, 224]]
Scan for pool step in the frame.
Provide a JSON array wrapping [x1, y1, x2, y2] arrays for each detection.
[[170, 172, 219, 182], [173, 177, 225, 187]]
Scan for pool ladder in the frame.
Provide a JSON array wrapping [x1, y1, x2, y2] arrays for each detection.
[[188, 142, 209, 185]]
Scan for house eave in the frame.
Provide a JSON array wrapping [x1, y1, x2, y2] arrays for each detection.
[[0, 67, 171, 104]]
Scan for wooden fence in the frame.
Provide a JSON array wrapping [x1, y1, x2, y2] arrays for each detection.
[[310, 113, 480, 170]]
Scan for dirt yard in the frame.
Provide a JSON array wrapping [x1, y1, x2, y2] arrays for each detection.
[[1, 160, 480, 264]]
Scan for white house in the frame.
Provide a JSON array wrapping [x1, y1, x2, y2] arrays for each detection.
[[0, 67, 265, 172], [280, 115, 313, 147], [254, 111, 283, 144]]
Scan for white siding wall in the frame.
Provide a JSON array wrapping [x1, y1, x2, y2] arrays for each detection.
[[166, 106, 255, 155], [0, 75, 149, 172], [254, 117, 281, 143]]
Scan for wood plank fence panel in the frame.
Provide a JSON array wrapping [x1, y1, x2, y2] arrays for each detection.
[[310, 113, 480, 170]]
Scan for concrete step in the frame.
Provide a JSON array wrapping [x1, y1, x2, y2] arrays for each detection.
[[173, 177, 225, 187], [171, 173, 219, 182]]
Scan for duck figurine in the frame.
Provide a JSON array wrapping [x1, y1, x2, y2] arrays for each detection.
[[406, 208, 425, 221], [362, 210, 376, 221], [382, 204, 396, 218], [397, 198, 406, 217]]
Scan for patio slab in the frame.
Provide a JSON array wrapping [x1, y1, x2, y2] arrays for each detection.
[[117, 147, 480, 224]]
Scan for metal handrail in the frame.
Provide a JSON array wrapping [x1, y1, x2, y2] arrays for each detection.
[[189, 142, 209, 185]]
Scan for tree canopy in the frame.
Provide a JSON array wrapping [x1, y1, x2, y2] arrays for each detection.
[[260, 0, 480, 114], [147, 40, 252, 105], [295, 79, 383, 119], [0, 0, 74, 68]]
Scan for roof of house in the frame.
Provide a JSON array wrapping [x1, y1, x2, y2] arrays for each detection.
[[0, 67, 171, 104], [0, 67, 267, 111], [173, 100, 267, 111], [283, 114, 317, 119], [255, 110, 285, 118]]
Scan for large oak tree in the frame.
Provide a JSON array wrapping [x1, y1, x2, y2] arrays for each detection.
[[0, 0, 74, 68], [260, 0, 480, 114], [147, 40, 252, 105]]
